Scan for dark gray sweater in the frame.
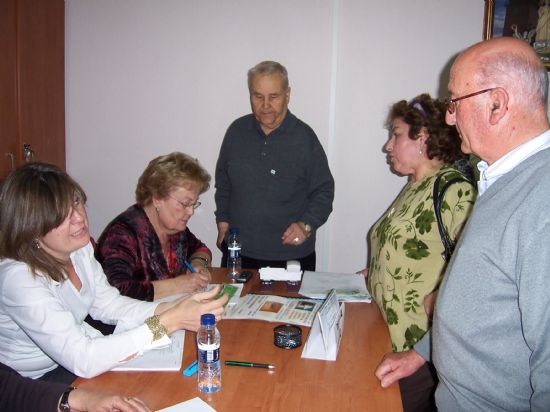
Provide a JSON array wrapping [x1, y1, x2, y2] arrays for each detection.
[[214, 111, 334, 260]]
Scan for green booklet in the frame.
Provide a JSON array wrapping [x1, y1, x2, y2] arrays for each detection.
[[213, 283, 242, 306]]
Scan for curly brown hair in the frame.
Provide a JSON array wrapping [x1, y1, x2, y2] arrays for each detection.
[[385, 93, 463, 164]]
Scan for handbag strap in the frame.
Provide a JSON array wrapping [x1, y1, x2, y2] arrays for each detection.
[[432, 172, 475, 262]]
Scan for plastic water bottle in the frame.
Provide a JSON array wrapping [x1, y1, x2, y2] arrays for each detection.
[[227, 227, 242, 279], [197, 313, 221, 393]]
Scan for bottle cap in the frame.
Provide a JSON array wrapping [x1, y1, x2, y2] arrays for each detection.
[[229, 227, 239, 235], [201, 313, 215, 326]]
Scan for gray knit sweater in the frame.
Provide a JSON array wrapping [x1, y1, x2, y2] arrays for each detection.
[[432, 148, 550, 411]]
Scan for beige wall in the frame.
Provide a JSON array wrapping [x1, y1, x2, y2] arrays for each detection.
[[65, 0, 485, 272]]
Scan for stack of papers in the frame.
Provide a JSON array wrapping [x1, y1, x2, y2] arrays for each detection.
[[299, 271, 372, 303]]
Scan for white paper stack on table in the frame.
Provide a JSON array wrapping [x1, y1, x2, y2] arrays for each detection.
[[299, 271, 372, 302]]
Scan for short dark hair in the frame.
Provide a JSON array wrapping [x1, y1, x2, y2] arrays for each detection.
[[385, 93, 463, 164], [0, 162, 87, 281]]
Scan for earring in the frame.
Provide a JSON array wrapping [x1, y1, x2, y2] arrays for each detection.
[[419, 148, 423, 155], [33, 239, 41, 249], [155, 206, 160, 214]]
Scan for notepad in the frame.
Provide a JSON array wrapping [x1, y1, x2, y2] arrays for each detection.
[[112, 330, 184, 371]]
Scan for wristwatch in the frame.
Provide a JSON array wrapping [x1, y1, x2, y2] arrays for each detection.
[[59, 387, 76, 412], [145, 315, 167, 341]]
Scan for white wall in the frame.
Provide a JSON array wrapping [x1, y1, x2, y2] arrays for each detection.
[[65, 0, 484, 272]]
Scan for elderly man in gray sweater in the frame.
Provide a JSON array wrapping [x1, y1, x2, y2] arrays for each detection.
[[375, 37, 550, 411]]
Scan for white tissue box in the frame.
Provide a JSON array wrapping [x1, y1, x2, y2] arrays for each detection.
[[259, 266, 302, 282]]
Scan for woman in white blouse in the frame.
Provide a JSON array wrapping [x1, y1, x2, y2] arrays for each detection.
[[0, 162, 227, 385]]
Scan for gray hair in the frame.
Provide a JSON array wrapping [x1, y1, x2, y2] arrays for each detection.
[[247, 61, 289, 91], [475, 51, 548, 110]]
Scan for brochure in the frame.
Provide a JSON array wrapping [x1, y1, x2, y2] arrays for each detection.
[[224, 294, 322, 327]]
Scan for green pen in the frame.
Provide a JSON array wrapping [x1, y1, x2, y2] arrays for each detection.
[[224, 360, 275, 369]]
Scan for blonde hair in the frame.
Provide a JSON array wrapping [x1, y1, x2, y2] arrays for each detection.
[[0, 163, 87, 282], [135, 152, 211, 206]]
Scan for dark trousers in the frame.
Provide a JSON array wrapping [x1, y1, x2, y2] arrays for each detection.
[[398, 361, 438, 412], [220, 241, 316, 271]]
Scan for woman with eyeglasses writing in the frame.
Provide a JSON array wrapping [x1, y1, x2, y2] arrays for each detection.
[[357, 94, 476, 412], [0, 162, 227, 384], [96, 152, 212, 302]]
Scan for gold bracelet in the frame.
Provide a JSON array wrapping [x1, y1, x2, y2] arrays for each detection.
[[144, 315, 167, 341]]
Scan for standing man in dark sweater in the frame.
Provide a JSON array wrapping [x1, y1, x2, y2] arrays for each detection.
[[215, 61, 334, 271]]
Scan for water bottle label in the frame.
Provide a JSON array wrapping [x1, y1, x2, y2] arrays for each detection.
[[228, 246, 241, 259], [198, 346, 219, 363]]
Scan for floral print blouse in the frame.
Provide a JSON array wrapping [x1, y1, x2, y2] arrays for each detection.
[[368, 166, 476, 352]]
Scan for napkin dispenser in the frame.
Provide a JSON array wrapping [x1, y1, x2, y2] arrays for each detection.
[[259, 260, 302, 282]]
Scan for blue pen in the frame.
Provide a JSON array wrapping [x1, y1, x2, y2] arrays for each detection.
[[184, 258, 209, 292], [183, 360, 198, 376], [183, 259, 196, 273]]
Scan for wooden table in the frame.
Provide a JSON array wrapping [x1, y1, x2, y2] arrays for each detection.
[[74, 269, 402, 411]]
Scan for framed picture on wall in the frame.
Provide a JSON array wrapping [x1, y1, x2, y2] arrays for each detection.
[[484, 0, 550, 69]]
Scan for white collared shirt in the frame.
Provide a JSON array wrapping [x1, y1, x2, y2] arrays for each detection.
[[0, 242, 158, 379], [477, 129, 550, 196]]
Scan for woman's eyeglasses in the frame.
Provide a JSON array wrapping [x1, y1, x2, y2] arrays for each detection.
[[168, 195, 201, 210]]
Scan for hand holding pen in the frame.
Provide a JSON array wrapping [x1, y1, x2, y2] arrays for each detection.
[[184, 259, 211, 292]]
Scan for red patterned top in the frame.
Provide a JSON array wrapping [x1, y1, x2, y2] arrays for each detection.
[[95, 204, 211, 301]]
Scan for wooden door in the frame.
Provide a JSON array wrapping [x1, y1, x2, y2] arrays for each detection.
[[0, 0, 65, 180]]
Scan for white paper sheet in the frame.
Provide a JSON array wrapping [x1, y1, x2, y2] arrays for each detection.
[[299, 271, 371, 302], [157, 397, 217, 411]]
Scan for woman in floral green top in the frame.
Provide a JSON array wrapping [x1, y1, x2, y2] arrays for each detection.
[[360, 94, 476, 412]]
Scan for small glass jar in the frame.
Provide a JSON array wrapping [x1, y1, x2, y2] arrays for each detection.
[[273, 324, 302, 349]]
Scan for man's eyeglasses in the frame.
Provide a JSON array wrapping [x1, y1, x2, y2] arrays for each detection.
[[168, 195, 201, 210], [445, 88, 496, 114]]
